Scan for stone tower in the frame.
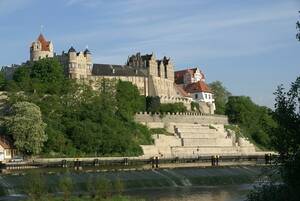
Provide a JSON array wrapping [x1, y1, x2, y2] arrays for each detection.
[[65, 47, 92, 79], [30, 34, 54, 61]]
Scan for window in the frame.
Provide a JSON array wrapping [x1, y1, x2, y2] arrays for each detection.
[[195, 94, 198, 99], [205, 94, 208, 99]]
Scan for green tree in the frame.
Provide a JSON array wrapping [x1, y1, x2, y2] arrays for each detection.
[[225, 96, 276, 148], [6, 101, 47, 155], [247, 76, 300, 201], [0, 71, 5, 90], [116, 81, 145, 120], [146, 96, 160, 113], [209, 81, 231, 114]]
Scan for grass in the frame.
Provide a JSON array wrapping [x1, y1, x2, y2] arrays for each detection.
[[149, 128, 173, 135]]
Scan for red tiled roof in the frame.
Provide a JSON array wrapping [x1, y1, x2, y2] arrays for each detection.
[[36, 34, 51, 51], [174, 68, 198, 84], [184, 81, 212, 93]]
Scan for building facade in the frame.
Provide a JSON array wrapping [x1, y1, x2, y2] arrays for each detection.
[[25, 34, 214, 113]]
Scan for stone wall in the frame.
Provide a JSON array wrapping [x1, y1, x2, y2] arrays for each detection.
[[135, 112, 229, 125]]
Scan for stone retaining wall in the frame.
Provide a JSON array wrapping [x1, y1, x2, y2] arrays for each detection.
[[135, 112, 229, 125]]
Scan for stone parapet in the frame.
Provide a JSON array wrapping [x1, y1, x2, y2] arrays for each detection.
[[135, 112, 229, 125]]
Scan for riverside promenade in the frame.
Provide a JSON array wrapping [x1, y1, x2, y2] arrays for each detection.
[[1, 153, 275, 171]]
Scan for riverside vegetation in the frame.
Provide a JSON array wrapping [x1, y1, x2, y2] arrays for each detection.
[[0, 58, 153, 157], [0, 58, 283, 157]]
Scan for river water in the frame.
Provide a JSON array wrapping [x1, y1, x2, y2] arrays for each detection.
[[126, 185, 250, 201], [0, 166, 263, 201]]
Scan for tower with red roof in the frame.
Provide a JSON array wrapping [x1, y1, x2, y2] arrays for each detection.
[[30, 34, 54, 61]]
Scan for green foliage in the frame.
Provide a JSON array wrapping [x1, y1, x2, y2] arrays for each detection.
[[191, 101, 200, 112], [272, 76, 300, 195], [247, 76, 300, 201], [149, 128, 171, 135], [159, 102, 187, 113], [145, 96, 187, 114], [3, 59, 152, 156], [146, 96, 160, 113], [116, 81, 145, 121], [0, 71, 5, 90], [247, 183, 287, 201], [225, 96, 276, 148], [5, 101, 47, 155], [209, 81, 231, 114]]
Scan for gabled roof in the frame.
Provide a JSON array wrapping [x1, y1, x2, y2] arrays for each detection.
[[37, 34, 51, 51], [174, 68, 197, 84], [92, 64, 147, 77], [184, 81, 212, 93], [0, 135, 15, 149]]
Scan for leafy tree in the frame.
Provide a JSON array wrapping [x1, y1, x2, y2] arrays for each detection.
[[159, 103, 187, 113], [5, 101, 47, 155], [225, 96, 276, 148], [146, 96, 160, 113], [191, 101, 200, 112], [209, 81, 231, 114], [116, 81, 145, 120], [3, 60, 153, 157], [0, 71, 5, 90], [247, 76, 300, 201]]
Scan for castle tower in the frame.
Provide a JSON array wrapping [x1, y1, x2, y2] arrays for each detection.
[[66, 46, 92, 79], [163, 56, 174, 82], [84, 48, 92, 76], [30, 34, 54, 61]]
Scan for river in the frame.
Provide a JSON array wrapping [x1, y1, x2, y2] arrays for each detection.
[[0, 166, 266, 201]]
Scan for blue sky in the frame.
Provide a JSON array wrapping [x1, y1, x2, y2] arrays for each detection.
[[0, 0, 299, 108]]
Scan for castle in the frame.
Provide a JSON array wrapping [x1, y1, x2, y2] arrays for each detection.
[[4, 33, 215, 114]]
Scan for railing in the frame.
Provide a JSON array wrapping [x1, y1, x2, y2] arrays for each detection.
[[1, 154, 276, 171]]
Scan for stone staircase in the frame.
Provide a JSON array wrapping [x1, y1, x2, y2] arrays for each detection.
[[141, 122, 257, 158]]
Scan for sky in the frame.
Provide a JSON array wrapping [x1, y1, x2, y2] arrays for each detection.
[[0, 0, 299, 108]]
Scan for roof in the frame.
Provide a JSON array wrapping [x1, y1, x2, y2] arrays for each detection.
[[68, 46, 76, 53], [92, 64, 147, 77], [174, 68, 197, 84], [175, 85, 191, 97], [184, 81, 212, 93], [37, 34, 51, 51], [0, 135, 15, 149], [84, 48, 91, 54]]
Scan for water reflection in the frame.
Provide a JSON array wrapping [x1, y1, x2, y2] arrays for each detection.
[[126, 185, 249, 201]]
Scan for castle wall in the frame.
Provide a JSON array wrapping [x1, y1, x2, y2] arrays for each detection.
[[148, 76, 177, 97], [135, 112, 229, 125], [90, 75, 149, 96], [159, 96, 192, 110], [30, 51, 54, 61]]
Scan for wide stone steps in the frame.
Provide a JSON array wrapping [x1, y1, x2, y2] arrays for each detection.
[[178, 133, 223, 139], [182, 138, 233, 147]]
